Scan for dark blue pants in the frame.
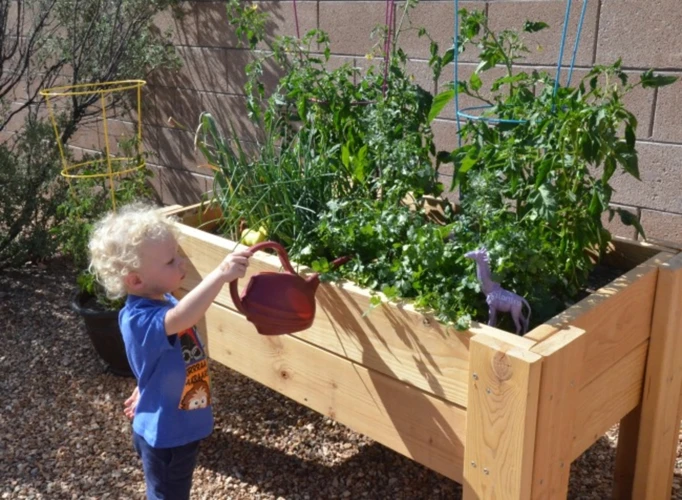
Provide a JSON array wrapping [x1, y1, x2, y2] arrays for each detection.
[[132, 431, 201, 500]]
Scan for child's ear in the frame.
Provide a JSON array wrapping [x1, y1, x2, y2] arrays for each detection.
[[124, 272, 144, 293]]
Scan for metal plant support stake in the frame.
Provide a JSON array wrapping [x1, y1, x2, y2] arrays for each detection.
[[39, 79, 147, 211]]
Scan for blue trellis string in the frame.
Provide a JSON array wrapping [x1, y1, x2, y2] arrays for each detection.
[[452, 0, 589, 145]]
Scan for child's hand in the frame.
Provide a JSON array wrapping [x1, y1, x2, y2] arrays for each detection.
[[124, 386, 139, 420], [219, 250, 252, 282]]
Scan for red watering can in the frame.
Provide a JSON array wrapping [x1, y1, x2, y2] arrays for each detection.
[[229, 241, 350, 335]]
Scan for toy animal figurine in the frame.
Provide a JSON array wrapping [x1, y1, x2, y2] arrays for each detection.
[[464, 247, 531, 334]]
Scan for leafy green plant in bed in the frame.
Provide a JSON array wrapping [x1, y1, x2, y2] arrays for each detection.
[[434, 8, 676, 313], [195, 111, 344, 252], [197, 1, 450, 248], [200, 3, 675, 332]]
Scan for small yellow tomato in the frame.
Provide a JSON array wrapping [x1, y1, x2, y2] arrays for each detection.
[[240, 226, 268, 246]]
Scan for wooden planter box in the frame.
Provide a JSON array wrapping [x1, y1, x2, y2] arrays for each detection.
[[169, 203, 682, 499]]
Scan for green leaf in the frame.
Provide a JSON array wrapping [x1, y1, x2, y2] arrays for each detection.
[[452, 153, 477, 190], [341, 144, 351, 169], [436, 150, 456, 165], [534, 159, 552, 188], [360, 223, 375, 236], [625, 124, 636, 149], [588, 189, 602, 216], [311, 257, 329, 273], [428, 89, 455, 123], [470, 72, 482, 91], [430, 40, 438, 59], [297, 98, 307, 120], [616, 143, 640, 180], [640, 70, 678, 89], [455, 314, 472, 331], [523, 21, 549, 33], [475, 59, 494, 74], [537, 185, 556, 210], [382, 285, 398, 299], [459, 153, 477, 175], [491, 73, 526, 92], [616, 208, 646, 240], [441, 47, 455, 67], [603, 156, 617, 183], [353, 144, 368, 182]]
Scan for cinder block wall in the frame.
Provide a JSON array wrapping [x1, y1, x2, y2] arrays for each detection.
[[86, 1, 682, 246]]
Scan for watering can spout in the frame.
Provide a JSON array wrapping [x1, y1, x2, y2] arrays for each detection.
[[331, 256, 352, 268], [229, 242, 350, 335], [305, 255, 352, 288]]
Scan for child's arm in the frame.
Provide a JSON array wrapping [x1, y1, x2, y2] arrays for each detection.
[[164, 250, 252, 335]]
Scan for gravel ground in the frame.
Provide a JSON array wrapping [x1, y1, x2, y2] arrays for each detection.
[[2, 258, 682, 500]]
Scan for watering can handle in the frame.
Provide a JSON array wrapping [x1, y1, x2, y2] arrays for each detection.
[[229, 241, 292, 314], [228, 240, 351, 315]]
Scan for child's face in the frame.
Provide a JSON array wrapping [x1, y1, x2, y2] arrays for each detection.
[[131, 234, 186, 299]]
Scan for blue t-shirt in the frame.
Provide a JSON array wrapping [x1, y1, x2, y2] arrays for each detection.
[[119, 294, 213, 448]]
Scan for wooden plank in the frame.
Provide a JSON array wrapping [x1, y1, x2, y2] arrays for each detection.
[[604, 236, 676, 270], [463, 335, 542, 499], [546, 255, 663, 390], [526, 250, 670, 346], [524, 324, 560, 343], [158, 204, 182, 215], [570, 341, 648, 461], [612, 408, 641, 499], [529, 326, 586, 499], [469, 322, 537, 351], [167, 201, 222, 229], [176, 222, 531, 408], [630, 252, 682, 499], [193, 298, 467, 482], [176, 210, 667, 407]]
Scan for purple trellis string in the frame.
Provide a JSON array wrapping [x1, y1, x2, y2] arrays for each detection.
[[382, 0, 395, 97], [293, 0, 300, 39]]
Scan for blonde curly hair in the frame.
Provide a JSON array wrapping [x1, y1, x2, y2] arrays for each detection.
[[89, 202, 180, 299]]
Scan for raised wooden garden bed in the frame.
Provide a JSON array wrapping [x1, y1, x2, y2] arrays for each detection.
[[169, 203, 682, 499]]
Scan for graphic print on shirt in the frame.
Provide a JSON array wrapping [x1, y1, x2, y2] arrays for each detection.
[[178, 327, 211, 410]]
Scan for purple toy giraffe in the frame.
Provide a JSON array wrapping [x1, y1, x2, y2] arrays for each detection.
[[465, 247, 531, 334]]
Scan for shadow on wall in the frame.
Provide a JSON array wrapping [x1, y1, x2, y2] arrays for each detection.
[[145, 1, 297, 207], [149, 2, 287, 142], [159, 165, 211, 206]]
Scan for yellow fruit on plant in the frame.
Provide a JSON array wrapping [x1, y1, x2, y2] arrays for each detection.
[[240, 226, 268, 246]]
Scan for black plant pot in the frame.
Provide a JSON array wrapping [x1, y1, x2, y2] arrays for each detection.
[[70, 291, 134, 377]]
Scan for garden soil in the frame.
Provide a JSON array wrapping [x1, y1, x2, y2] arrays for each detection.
[[1, 258, 681, 499]]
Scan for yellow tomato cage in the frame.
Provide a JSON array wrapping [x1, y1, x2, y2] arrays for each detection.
[[39, 80, 147, 211]]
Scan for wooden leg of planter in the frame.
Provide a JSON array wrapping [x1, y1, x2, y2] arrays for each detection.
[[463, 335, 542, 500], [529, 326, 586, 499], [624, 254, 682, 499], [611, 407, 641, 498]]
